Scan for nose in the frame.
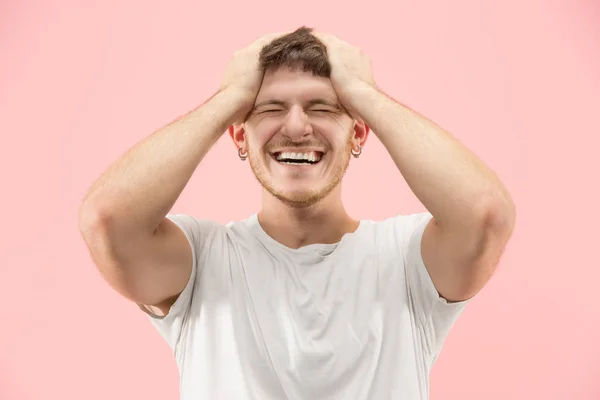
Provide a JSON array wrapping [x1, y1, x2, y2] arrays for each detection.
[[280, 105, 313, 139]]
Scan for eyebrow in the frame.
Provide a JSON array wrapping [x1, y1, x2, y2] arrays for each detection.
[[253, 99, 341, 110]]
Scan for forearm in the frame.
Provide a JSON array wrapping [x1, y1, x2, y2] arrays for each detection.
[[349, 83, 514, 230], [80, 88, 247, 235]]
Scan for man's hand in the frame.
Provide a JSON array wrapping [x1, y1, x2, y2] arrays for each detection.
[[220, 32, 287, 125], [313, 32, 377, 119]]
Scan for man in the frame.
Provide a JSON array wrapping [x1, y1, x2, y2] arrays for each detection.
[[79, 27, 515, 399]]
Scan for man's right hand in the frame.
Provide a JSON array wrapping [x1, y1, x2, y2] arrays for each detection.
[[220, 32, 287, 125]]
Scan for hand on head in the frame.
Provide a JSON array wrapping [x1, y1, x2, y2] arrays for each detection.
[[219, 31, 290, 126], [311, 31, 376, 120], [220, 28, 376, 126]]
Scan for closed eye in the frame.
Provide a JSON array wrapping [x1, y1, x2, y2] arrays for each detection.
[[258, 108, 337, 114], [261, 109, 284, 113]]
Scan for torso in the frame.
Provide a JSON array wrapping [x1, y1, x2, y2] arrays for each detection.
[[172, 214, 430, 399]]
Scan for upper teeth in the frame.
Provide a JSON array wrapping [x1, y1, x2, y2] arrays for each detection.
[[276, 151, 321, 162]]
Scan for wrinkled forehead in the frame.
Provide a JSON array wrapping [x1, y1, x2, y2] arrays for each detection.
[[255, 67, 340, 107]]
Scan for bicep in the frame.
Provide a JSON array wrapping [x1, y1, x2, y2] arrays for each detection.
[[420, 213, 509, 303], [85, 215, 197, 313], [128, 217, 194, 312]]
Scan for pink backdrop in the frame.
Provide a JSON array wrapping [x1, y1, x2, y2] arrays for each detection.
[[1, 0, 599, 399]]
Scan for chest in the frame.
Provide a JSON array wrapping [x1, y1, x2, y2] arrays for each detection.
[[189, 237, 415, 399]]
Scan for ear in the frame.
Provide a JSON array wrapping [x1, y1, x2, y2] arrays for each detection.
[[351, 120, 370, 150], [228, 124, 247, 151]]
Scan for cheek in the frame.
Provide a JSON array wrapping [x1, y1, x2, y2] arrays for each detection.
[[312, 121, 353, 147], [246, 122, 280, 147], [245, 128, 271, 149], [247, 117, 353, 152]]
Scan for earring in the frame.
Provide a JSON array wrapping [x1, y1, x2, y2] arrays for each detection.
[[351, 145, 362, 158], [238, 147, 248, 161]]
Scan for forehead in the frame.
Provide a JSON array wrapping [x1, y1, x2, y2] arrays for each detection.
[[255, 67, 339, 105]]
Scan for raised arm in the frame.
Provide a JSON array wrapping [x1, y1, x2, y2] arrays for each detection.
[[316, 32, 516, 303], [78, 33, 282, 315]]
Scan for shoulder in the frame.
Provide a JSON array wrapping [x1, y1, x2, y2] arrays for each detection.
[[166, 213, 222, 235], [166, 213, 257, 240], [165, 213, 264, 260], [165, 213, 223, 252], [369, 211, 433, 249]]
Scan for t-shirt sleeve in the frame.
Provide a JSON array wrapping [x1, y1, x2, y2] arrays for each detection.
[[398, 212, 470, 361], [138, 213, 218, 353]]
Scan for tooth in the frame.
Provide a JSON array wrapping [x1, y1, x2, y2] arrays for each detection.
[[275, 151, 323, 163]]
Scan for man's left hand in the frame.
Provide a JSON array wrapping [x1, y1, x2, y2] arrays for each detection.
[[314, 32, 377, 119]]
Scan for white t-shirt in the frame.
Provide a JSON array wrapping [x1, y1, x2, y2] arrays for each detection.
[[142, 212, 469, 400]]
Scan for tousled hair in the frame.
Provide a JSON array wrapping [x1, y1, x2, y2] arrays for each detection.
[[259, 26, 330, 77]]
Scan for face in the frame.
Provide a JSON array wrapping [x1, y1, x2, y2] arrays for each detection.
[[234, 67, 367, 208]]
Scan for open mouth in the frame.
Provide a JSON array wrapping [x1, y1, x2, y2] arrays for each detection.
[[273, 151, 323, 165]]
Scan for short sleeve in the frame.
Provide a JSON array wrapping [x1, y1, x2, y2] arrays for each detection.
[[398, 212, 470, 360], [140, 213, 219, 353]]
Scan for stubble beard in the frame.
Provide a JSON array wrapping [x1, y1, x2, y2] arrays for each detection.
[[247, 137, 354, 209]]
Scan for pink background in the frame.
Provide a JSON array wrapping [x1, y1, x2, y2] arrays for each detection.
[[1, 0, 599, 399]]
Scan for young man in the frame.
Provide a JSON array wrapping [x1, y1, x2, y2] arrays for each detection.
[[79, 27, 515, 399]]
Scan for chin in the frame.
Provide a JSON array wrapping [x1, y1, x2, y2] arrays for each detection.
[[273, 189, 325, 208], [249, 151, 350, 208], [267, 179, 343, 208]]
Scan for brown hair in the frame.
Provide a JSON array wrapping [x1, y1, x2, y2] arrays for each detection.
[[259, 26, 330, 77]]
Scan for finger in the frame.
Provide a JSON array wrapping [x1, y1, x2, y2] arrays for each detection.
[[312, 31, 329, 43]]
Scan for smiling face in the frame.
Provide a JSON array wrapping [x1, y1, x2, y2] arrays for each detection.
[[232, 66, 368, 208]]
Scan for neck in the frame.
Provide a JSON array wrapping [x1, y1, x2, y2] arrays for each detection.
[[257, 185, 359, 249]]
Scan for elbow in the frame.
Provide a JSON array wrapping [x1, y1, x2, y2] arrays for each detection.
[[78, 203, 126, 281], [78, 203, 111, 255], [468, 195, 515, 266], [482, 190, 516, 244], [78, 197, 112, 237], [465, 196, 515, 289]]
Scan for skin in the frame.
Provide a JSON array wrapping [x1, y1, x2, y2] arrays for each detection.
[[233, 31, 516, 302], [229, 66, 369, 248], [78, 30, 515, 318], [316, 32, 515, 302], [78, 33, 281, 313]]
